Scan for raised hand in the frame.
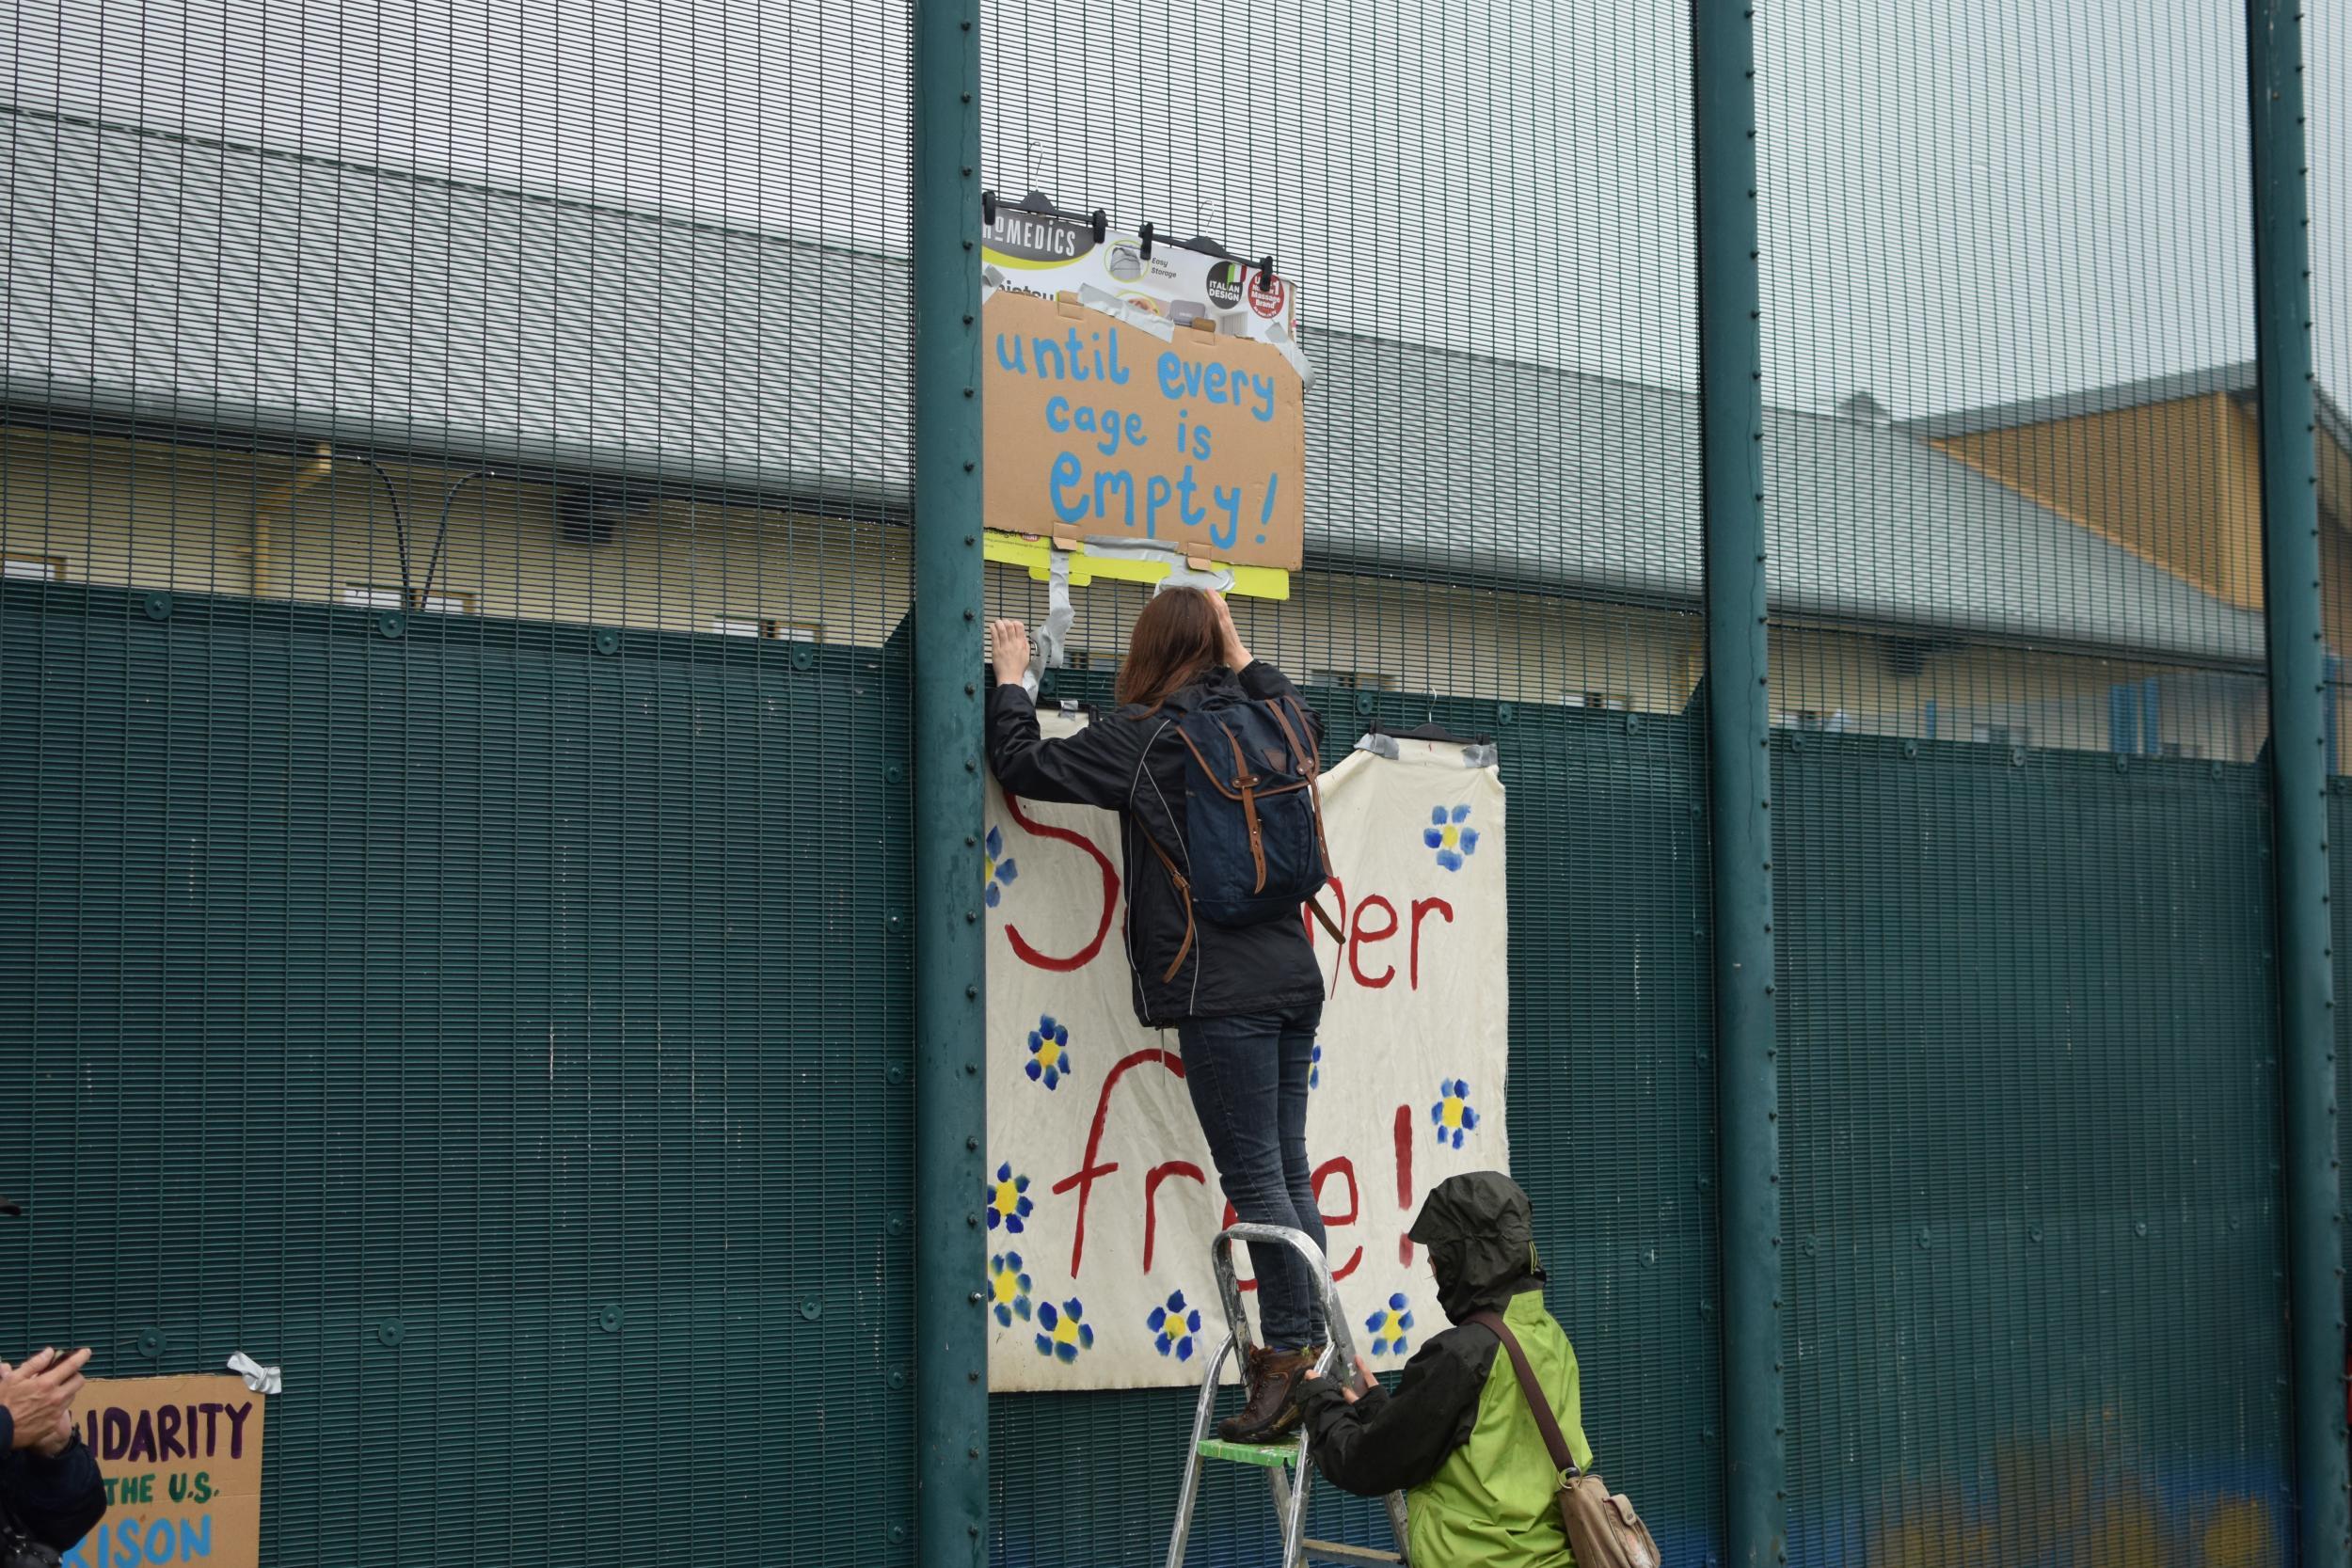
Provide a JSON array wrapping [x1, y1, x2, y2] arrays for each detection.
[[989, 618, 1031, 686], [1, 1347, 89, 1451]]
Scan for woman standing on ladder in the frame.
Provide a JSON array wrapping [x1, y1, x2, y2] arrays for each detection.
[[987, 587, 1331, 1443]]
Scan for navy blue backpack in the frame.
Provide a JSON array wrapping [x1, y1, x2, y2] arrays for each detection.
[[1138, 692, 1338, 980]]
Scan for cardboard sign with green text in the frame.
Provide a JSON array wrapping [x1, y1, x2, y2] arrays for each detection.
[[983, 289, 1306, 570], [60, 1374, 265, 1568]]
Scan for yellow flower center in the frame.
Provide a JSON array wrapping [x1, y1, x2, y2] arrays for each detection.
[[1441, 1097, 1465, 1130], [994, 1179, 1021, 1213], [993, 1270, 1020, 1305], [1441, 825, 1460, 849], [1036, 1040, 1062, 1070]]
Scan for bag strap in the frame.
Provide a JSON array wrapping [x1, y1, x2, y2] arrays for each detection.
[[1210, 718, 1272, 895], [1271, 697, 1337, 879], [1305, 895, 1343, 942], [1139, 832, 1198, 984], [1468, 1310, 1581, 1480]]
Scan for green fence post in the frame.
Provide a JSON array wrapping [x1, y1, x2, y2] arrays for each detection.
[[1692, 1, 1785, 1564], [913, 0, 989, 1554], [2247, 1, 2349, 1560]]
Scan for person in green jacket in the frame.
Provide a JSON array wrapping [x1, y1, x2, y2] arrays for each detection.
[[1300, 1171, 1592, 1568]]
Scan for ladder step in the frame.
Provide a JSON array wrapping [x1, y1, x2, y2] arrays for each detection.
[[1300, 1540, 1404, 1566], [1194, 1436, 1299, 1468]]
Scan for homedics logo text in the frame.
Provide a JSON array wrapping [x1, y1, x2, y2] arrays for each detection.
[[985, 213, 1090, 263]]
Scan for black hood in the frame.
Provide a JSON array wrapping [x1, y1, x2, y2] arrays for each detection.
[[1409, 1171, 1548, 1324]]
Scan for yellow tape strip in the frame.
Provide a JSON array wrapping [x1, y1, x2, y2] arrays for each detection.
[[981, 533, 1291, 602]]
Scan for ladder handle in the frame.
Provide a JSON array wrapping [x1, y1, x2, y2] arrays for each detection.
[[1209, 1223, 1375, 1395]]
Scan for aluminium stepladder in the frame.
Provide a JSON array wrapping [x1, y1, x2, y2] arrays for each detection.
[[1164, 1223, 1412, 1568]]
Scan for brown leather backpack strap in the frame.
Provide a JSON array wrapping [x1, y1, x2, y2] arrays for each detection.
[[1273, 697, 1337, 878], [1173, 727, 1248, 800], [1265, 698, 1314, 775], [1469, 1311, 1581, 1479], [1141, 832, 1197, 983], [1211, 719, 1271, 894], [1305, 895, 1343, 943]]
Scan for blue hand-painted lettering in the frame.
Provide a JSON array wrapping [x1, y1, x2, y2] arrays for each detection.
[[1049, 453, 1090, 524], [1249, 372, 1276, 422], [1210, 484, 1242, 549]]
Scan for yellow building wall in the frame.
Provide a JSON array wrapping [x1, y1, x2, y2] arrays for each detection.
[[2, 427, 1708, 712], [1, 426, 2271, 760]]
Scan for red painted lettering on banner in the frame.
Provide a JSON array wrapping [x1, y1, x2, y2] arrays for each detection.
[[1349, 895, 1399, 989], [1395, 1102, 1415, 1265], [1313, 1157, 1363, 1280], [1143, 1161, 1206, 1273], [1052, 1046, 1184, 1275], [1002, 793, 1119, 972]]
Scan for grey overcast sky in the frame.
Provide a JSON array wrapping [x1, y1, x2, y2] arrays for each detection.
[[3, 0, 2344, 419]]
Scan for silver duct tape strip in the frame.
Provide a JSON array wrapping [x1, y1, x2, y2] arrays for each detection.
[[1260, 320, 1315, 386], [1022, 548, 1076, 702], [227, 1350, 283, 1394], [1076, 536, 1239, 596], [1352, 734, 1502, 769]]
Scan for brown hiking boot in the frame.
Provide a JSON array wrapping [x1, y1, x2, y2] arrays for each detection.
[[1217, 1345, 1323, 1443]]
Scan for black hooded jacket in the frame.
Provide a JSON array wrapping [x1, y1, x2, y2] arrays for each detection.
[[0, 1408, 106, 1550], [1303, 1172, 1587, 1501], [985, 661, 1327, 1028]]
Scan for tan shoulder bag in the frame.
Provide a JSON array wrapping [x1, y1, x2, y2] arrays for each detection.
[[1469, 1311, 1661, 1568]]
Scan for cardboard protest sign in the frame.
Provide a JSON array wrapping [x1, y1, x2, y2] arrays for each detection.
[[983, 289, 1308, 572], [60, 1375, 265, 1568], [982, 723, 1508, 1390]]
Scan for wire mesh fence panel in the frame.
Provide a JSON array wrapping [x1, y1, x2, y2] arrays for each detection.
[[973, 0, 1714, 1563], [0, 2, 919, 1562], [1759, 1, 2291, 1562]]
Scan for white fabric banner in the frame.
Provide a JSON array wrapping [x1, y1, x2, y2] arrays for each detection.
[[982, 718, 1510, 1391]]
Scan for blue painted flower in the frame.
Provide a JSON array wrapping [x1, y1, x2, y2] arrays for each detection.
[[1431, 1079, 1480, 1149], [1025, 1014, 1073, 1091], [1424, 803, 1480, 872], [1147, 1289, 1205, 1361], [984, 826, 1020, 909], [1310, 1042, 1324, 1091], [989, 1252, 1033, 1327], [1036, 1298, 1096, 1363], [1365, 1292, 1415, 1357], [987, 1162, 1034, 1234]]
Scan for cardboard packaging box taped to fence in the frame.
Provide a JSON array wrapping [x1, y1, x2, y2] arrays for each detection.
[[984, 289, 1307, 572], [63, 1373, 266, 1567]]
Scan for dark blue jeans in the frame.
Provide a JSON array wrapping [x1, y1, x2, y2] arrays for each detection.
[[1176, 1001, 1327, 1351]]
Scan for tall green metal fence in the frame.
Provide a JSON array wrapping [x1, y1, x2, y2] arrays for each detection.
[[0, 0, 2346, 1564]]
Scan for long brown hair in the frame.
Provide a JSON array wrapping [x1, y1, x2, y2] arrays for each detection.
[[1117, 588, 1224, 711]]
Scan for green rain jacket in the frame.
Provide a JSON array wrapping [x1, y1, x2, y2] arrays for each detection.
[[1301, 1172, 1594, 1568]]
